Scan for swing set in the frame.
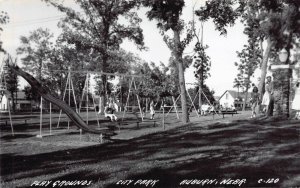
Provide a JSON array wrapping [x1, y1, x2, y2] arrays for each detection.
[[0, 58, 149, 137], [1, 58, 220, 139], [166, 83, 219, 119], [42, 68, 147, 137]]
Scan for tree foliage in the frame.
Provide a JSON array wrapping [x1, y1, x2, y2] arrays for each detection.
[[233, 78, 242, 94], [23, 85, 39, 103], [196, 0, 244, 35], [5, 58, 19, 112], [43, 0, 145, 113], [0, 11, 9, 52], [234, 36, 261, 110], [234, 39, 261, 91], [16, 28, 54, 82], [43, 0, 144, 71], [193, 43, 211, 82], [196, 0, 300, 110]]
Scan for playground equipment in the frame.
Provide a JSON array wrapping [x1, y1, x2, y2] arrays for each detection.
[[166, 84, 219, 118], [165, 90, 201, 118], [78, 72, 100, 127], [57, 67, 78, 129], [3, 53, 225, 138], [0, 61, 14, 136], [122, 77, 144, 122], [4, 53, 152, 134], [7, 63, 106, 134]]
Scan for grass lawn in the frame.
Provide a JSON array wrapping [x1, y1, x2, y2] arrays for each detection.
[[1, 111, 300, 187]]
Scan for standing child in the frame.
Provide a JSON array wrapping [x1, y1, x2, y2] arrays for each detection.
[[250, 86, 260, 118], [292, 82, 300, 120], [150, 100, 155, 119]]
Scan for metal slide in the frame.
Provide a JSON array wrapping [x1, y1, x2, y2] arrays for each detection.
[[9, 65, 106, 134]]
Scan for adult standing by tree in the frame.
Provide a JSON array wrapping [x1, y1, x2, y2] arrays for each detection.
[[261, 76, 274, 116], [196, 0, 300, 118]]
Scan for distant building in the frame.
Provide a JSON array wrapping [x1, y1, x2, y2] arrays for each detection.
[[0, 91, 34, 111], [218, 90, 252, 110], [0, 91, 9, 111]]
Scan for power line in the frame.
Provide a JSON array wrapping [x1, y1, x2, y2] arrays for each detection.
[[2, 11, 85, 28], [10, 15, 65, 25], [3, 16, 64, 28]]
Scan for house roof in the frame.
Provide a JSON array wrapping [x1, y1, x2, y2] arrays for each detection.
[[219, 90, 252, 102]]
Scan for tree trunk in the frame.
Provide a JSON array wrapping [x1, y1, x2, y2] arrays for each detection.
[[198, 84, 202, 114], [99, 75, 107, 115], [173, 30, 189, 123], [198, 74, 203, 115], [258, 37, 273, 106], [198, 22, 204, 114], [242, 86, 249, 111], [11, 91, 15, 112], [242, 75, 251, 111], [99, 49, 108, 114]]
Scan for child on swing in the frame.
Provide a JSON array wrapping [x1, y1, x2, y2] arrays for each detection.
[[104, 98, 118, 121]]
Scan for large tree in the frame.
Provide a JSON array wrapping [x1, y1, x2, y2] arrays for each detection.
[[16, 28, 54, 82], [135, 57, 192, 114], [193, 42, 211, 112], [142, 0, 194, 123], [234, 39, 261, 111], [234, 11, 262, 111], [43, 0, 145, 113], [5, 57, 19, 112], [196, 0, 300, 117]]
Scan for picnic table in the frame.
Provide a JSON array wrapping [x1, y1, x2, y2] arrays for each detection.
[[219, 109, 238, 118]]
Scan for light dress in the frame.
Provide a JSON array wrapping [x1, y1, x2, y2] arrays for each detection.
[[292, 84, 300, 110], [261, 82, 272, 106]]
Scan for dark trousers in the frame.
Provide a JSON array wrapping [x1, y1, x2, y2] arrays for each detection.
[[267, 94, 274, 116]]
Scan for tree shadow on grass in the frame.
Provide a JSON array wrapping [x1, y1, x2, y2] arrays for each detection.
[[1, 134, 33, 141], [1, 118, 300, 187]]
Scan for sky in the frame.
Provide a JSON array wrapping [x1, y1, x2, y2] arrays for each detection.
[[0, 0, 251, 96]]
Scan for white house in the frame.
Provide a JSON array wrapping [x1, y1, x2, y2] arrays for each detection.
[[0, 92, 9, 111], [0, 91, 33, 111], [218, 90, 252, 110]]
